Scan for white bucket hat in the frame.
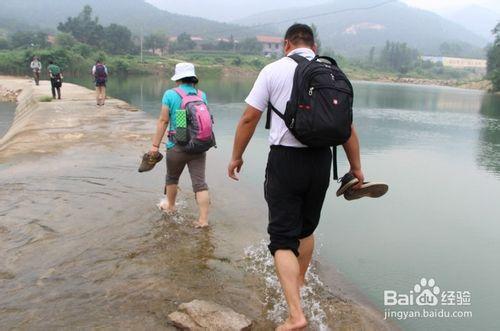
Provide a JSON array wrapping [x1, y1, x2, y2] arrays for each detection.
[[171, 62, 197, 81]]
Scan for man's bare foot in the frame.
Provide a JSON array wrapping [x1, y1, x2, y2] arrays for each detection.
[[276, 316, 307, 331], [193, 220, 209, 228]]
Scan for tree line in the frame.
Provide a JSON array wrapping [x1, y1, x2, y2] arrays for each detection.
[[57, 5, 134, 54], [0, 6, 135, 55], [145, 32, 263, 55], [0, 5, 264, 56]]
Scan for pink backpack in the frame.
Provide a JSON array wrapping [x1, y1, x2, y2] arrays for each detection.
[[174, 88, 216, 153]]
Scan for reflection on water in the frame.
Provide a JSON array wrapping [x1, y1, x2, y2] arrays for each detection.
[[478, 93, 500, 177], [66, 74, 254, 114], [353, 82, 486, 113], [479, 93, 500, 120], [67, 74, 500, 180]]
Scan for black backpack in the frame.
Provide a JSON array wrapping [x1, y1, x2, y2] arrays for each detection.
[[53, 73, 62, 88], [266, 54, 354, 179]]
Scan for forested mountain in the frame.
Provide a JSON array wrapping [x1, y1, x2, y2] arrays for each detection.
[[236, 0, 488, 58], [0, 0, 490, 58], [0, 0, 270, 38]]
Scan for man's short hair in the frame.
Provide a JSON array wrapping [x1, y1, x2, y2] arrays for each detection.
[[284, 23, 315, 47]]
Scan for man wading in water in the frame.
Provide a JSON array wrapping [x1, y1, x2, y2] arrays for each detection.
[[228, 24, 364, 330]]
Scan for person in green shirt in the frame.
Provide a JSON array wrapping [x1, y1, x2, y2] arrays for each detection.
[[47, 61, 63, 99]]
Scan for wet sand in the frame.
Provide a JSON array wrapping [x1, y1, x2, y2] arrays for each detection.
[[0, 76, 396, 330]]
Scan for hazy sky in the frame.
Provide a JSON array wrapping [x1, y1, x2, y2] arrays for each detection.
[[145, 0, 500, 22], [147, 0, 500, 17], [402, 0, 499, 12]]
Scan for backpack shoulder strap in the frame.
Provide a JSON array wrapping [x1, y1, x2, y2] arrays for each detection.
[[175, 88, 204, 109], [174, 87, 188, 99], [265, 102, 285, 130], [332, 147, 338, 180], [288, 54, 309, 64]]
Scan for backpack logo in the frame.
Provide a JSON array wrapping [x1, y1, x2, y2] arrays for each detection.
[[333, 99, 339, 105]]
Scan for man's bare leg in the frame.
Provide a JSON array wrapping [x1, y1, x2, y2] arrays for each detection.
[[274, 250, 308, 331], [194, 190, 209, 227], [298, 235, 314, 287]]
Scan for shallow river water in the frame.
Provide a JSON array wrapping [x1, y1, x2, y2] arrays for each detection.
[[3, 74, 500, 330]]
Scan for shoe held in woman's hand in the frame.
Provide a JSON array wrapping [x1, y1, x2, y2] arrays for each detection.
[[138, 152, 163, 173]]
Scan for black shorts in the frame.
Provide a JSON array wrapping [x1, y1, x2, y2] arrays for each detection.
[[264, 145, 332, 257]]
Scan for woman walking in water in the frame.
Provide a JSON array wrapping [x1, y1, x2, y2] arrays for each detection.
[[145, 62, 216, 228]]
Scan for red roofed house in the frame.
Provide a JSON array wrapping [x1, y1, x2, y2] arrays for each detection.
[[256, 35, 283, 57]]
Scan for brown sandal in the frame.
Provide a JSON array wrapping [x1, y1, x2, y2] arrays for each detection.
[[138, 152, 163, 172], [344, 182, 389, 201]]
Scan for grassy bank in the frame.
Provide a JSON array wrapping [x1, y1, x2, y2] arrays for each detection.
[[0, 48, 272, 78], [0, 47, 489, 90]]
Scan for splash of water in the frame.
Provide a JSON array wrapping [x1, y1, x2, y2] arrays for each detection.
[[244, 240, 330, 330], [157, 197, 188, 224]]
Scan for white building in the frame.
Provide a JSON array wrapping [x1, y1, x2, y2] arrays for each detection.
[[256, 35, 283, 57], [421, 56, 487, 70]]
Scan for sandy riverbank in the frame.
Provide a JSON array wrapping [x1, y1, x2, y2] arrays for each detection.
[[219, 64, 492, 91], [0, 76, 397, 330], [366, 76, 492, 91]]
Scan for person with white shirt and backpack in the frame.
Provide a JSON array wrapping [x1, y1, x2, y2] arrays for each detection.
[[30, 56, 42, 86], [92, 60, 108, 106], [228, 24, 367, 330]]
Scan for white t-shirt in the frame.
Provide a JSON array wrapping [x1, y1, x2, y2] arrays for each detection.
[[30, 61, 42, 71], [245, 47, 316, 147]]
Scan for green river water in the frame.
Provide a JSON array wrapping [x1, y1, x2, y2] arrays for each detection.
[[26, 74, 500, 330]]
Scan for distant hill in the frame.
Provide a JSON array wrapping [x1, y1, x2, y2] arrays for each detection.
[[0, 18, 38, 38], [442, 5, 499, 41], [0, 0, 270, 38], [236, 0, 488, 58], [145, 0, 329, 22]]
